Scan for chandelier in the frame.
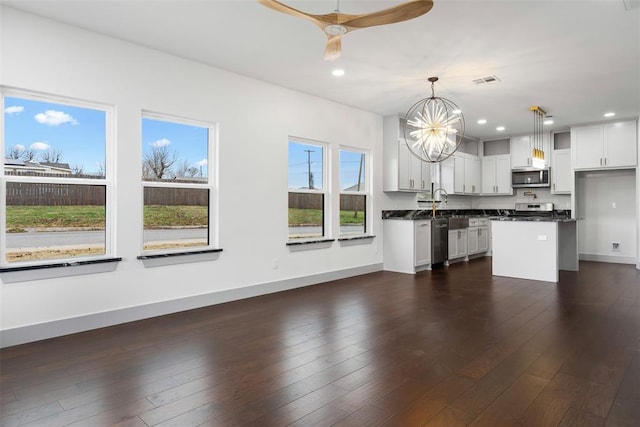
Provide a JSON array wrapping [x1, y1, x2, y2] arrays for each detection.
[[530, 106, 546, 169], [403, 77, 465, 163]]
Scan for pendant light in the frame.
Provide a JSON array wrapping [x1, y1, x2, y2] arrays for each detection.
[[530, 105, 546, 169], [403, 77, 465, 163]]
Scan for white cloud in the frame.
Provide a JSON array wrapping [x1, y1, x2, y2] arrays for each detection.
[[30, 142, 51, 151], [196, 158, 208, 167], [14, 144, 26, 152], [5, 106, 24, 115], [151, 138, 171, 148], [34, 110, 78, 126]]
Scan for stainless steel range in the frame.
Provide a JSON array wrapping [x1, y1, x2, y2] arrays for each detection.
[[513, 202, 554, 220]]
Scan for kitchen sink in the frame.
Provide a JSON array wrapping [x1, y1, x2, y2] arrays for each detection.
[[448, 217, 469, 230]]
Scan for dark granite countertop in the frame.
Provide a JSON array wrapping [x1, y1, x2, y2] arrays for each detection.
[[382, 209, 572, 221]]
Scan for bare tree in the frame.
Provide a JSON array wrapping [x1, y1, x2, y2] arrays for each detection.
[[40, 148, 63, 163], [174, 159, 199, 178], [5, 145, 36, 161], [142, 146, 177, 179], [96, 162, 105, 179], [72, 164, 84, 176]]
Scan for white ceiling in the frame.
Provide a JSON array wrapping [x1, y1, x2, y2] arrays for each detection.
[[3, 0, 639, 140]]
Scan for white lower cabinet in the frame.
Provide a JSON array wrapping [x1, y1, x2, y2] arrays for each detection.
[[478, 225, 489, 253], [448, 229, 468, 260], [383, 219, 432, 274], [467, 218, 489, 256], [467, 227, 479, 254], [414, 220, 431, 266]]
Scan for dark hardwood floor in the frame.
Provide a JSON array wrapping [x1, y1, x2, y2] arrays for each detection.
[[1, 258, 639, 426]]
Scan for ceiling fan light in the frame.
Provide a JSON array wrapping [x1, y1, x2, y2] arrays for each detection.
[[324, 24, 347, 36]]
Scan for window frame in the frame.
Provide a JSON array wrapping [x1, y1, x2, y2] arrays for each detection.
[[140, 111, 218, 255], [287, 137, 329, 242], [0, 88, 115, 268], [339, 146, 370, 237]]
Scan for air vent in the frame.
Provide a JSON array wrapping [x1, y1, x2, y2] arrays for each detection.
[[472, 75, 501, 86]]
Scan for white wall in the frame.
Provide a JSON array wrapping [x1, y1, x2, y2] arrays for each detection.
[[0, 8, 384, 344], [576, 169, 637, 263]]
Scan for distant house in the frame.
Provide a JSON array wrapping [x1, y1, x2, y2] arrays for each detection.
[[3, 158, 72, 176]]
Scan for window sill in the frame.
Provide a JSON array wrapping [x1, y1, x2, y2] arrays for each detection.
[[286, 238, 334, 251], [338, 235, 376, 247], [0, 257, 122, 284], [338, 235, 376, 242], [137, 248, 222, 267]]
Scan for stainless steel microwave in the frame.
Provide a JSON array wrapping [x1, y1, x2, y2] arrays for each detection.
[[511, 168, 550, 188]]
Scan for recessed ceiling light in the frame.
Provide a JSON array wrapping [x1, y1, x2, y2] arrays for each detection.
[[332, 69, 345, 77], [604, 112, 615, 117], [496, 126, 505, 131], [543, 119, 554, 125], [477, 119, 487, 124]]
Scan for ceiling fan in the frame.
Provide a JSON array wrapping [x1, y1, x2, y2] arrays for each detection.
[[258, 0, 434, 60]]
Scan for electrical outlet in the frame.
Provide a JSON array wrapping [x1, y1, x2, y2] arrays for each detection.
[[612, 242, 620, 252], [273, 258, 279, 269]]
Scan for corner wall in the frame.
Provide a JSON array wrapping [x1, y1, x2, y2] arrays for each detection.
[[0, 7, 384, 346]]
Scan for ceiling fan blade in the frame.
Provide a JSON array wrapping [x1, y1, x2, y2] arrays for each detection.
[[258, 0, 324, 26], [343, 0, 433, 28], [324, 36, 342, 61]]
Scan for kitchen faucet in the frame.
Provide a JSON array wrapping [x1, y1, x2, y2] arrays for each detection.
[[431, 186, 448, 219]]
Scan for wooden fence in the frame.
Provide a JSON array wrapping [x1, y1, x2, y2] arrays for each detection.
[[5, 183, 208, 206], [288, 192, 365, 212]]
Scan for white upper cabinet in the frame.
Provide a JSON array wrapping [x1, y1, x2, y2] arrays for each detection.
[[383, 116, 432, 192], [573, 120, 637, 169], [511, 133, 551, 168], [481, 154, 512, 195], [441, 153, 480, 195], [551, 149, 571, 194], [604, 121, 637, 168]]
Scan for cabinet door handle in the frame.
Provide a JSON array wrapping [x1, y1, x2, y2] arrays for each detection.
[[605, 157, 607, 166], [600, 158, 603, 166], [422, 180, 425, 189]]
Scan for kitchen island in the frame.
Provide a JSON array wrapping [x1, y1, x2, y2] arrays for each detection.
[[491, 218, 578, 283]]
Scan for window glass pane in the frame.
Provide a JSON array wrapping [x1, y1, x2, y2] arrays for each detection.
[[288, 192, 323, 239], [143, 187, 209, 251], [142, 117, 209, 182], [4, 96, 106, 178], [340, 150, 365, 191], [340, 194, 366, 235], [5, 183, 106, 263], [288, 141, 323, 190]]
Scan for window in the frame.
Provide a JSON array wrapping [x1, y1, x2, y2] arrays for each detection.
[[141, 113, 215, 253], [1, 90, 113, 266], [339, 149, 367, 236], [288, 139, 326, 240]]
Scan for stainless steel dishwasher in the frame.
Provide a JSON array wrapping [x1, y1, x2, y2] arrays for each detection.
[[431, 218, 449, 265]]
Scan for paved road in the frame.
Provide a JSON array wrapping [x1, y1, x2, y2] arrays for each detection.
[[6, 226, 366, 249], [6, 229, 208, 248]]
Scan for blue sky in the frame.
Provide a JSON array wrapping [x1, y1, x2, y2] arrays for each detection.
[[288, 141, 365, 190], [142, 117, 208, 178], [4, 96, 106, 174], [4, 96, 208, 177]]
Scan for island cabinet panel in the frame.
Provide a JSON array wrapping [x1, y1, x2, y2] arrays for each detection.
[[572, 120, 637, 169], [491, 220, 578, 283]]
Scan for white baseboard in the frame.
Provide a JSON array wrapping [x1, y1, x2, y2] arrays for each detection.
[[0, 263, 383, 348], [579, 253, 636, 265]]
